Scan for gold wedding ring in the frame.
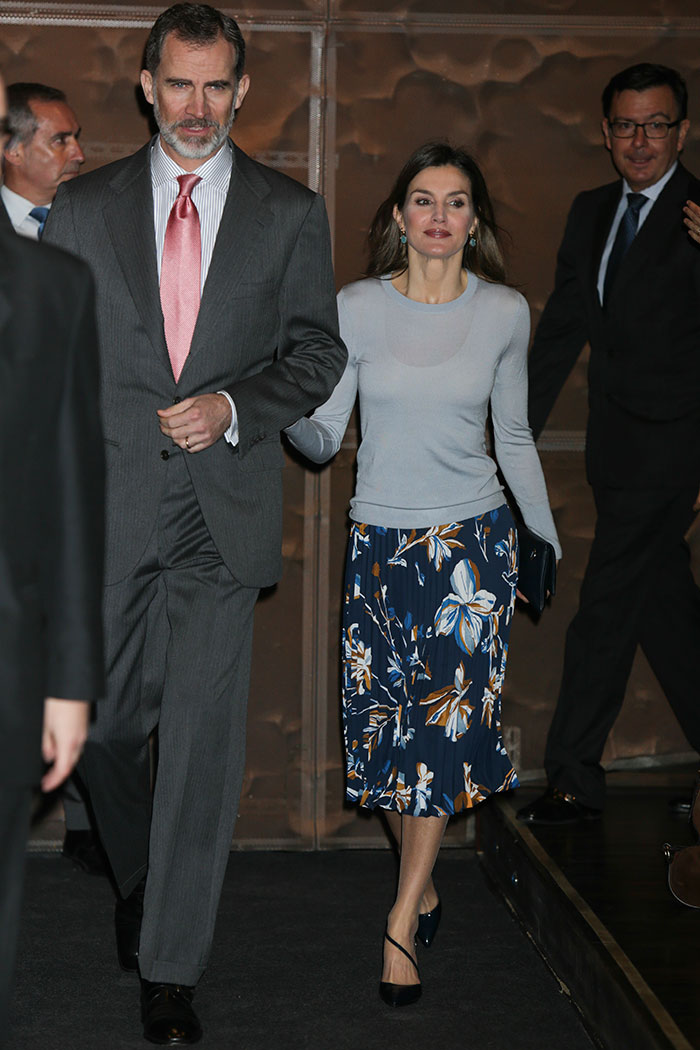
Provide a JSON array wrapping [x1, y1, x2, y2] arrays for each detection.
[[185, 436, 190, 450]]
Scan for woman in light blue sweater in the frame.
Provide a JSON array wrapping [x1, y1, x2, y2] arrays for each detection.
[[286, 142, 559, 1007]]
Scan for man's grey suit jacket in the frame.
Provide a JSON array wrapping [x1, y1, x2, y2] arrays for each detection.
[[45, 138, 347, 587]]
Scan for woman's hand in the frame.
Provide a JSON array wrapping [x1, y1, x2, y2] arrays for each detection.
[[683, 200, 700, 244]]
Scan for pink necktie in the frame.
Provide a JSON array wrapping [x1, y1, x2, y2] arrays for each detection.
[[160, 173, 202, 382]]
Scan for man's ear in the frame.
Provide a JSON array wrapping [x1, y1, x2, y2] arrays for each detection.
[[140, 69, 155, 106], [234, 73, 250, 111], [3, 139, 24, 169]]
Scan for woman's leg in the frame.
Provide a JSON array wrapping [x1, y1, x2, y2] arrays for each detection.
[[382, 813, 448, 984], [383, 810, 441, 916]]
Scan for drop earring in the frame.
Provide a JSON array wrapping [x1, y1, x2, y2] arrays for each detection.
[[469, 232, 477, 247], [399, 229, 407, 245]]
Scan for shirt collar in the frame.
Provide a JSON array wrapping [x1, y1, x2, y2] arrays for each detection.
[[150, 136, 233, 191], [0, 184, 46, 224], [622, 160, 677, 204]]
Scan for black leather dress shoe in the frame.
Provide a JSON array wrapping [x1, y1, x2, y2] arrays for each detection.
[[115, 876, 146, 973], [516, 788, 603, 826], [141, 981, 202, 1045], [62, 829, 109, 877]]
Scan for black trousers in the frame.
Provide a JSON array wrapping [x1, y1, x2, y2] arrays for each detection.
[[0, 786, 32, 1047], [545, 483, 700, 809]]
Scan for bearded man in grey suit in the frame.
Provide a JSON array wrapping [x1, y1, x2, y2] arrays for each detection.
[[45, 3, 346, 1043]]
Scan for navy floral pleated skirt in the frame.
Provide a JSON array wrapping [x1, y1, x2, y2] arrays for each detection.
[[342, 506, 519, 817]]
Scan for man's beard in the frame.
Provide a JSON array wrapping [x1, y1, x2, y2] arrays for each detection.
[[153, 90, 236, 160]]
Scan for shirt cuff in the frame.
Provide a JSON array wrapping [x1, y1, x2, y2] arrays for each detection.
[[217, 390, 239, 446]]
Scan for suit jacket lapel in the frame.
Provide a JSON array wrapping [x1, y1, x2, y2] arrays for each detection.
[[103, 142, 169, 370], [616, 165, 684, 285], [604, 165, 688, 304], [0, 196, 13, 232], [183, 146, 273, 376]]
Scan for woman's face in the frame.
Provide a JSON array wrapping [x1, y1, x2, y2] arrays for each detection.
[[393, 164, 476, 262]]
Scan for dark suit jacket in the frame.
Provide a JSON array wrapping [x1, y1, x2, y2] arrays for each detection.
[[0, 228, 104, 785], [528, 162, 700, 488], [0, 197, 11, 231], [45, 139, 346, 587]]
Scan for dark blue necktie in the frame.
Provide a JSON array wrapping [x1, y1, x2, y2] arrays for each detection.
[[603, 192, 647, 306], [29, 205, 50, 240]]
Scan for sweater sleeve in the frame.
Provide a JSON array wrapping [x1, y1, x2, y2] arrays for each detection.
[[491, 294, 562, 559], [285, 289, 359, 464]]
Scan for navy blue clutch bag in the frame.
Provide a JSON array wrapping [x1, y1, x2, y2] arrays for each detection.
[[517, 525, 556, 614]]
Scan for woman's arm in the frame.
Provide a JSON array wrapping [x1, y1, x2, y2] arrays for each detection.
[[285, 291, 360, 464], [491, 294, 562, 559]]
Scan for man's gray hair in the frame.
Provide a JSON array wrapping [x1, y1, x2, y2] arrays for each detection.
[[5, 82, 66, 151]]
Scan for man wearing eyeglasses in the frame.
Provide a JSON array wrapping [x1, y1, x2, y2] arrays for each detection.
[[518, 63, 700, 826]]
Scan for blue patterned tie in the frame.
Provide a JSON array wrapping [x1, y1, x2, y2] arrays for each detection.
[[29, 205, 50, 240], [603, 192, 647, 306]]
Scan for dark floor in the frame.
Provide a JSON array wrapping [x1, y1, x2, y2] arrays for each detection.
[[513, 775, 700, 1049], [8, 849, 596, 1050]]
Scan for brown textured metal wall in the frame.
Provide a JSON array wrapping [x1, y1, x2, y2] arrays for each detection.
[[3, 1, 699, 846]]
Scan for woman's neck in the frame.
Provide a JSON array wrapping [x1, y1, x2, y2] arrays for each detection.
[[391, 255, 468, 304]]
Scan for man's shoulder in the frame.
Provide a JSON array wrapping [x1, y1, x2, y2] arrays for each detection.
[[664, 162, 700, 201], [233, 143, 317, 206], [0, 226, 92, 291], [569, 179, 620, 215], [58, 142, 151, 204]]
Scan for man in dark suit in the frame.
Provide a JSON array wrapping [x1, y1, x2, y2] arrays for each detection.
[[517, 63, 700, 826], [1, 81, 106, 876], [45, 3, 346, 1042], [0, 75, 104, 1045]]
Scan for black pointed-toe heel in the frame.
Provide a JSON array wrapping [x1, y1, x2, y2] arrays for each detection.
[[379, 932, 422, 1007], [416, 898, 441, 948]]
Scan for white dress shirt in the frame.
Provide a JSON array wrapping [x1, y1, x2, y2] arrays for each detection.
[[0, 184, 47, 240], [150, 138, 239, 445], [596, 161, 677, 303]]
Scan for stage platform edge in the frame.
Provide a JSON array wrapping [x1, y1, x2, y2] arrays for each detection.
[[477, 795, 694, 1050]]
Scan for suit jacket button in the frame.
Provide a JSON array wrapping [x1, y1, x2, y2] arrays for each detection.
[[172, 396, 181, 404], [160, 450, 170, 460]]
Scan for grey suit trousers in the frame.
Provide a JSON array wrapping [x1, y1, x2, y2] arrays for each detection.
[[80, 452, 258, 985]]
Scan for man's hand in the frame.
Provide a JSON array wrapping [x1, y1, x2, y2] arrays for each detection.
[[683, 200, 700, 245], [157, 394, 232, 453], [41, 698, 90, 792]]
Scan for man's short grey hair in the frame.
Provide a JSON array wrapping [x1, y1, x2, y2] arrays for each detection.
[[5, 82, 66, 151], [144, 3, 246, 82]]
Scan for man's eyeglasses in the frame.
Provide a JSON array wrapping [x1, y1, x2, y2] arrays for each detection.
[[608, 119, 681, 140]]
